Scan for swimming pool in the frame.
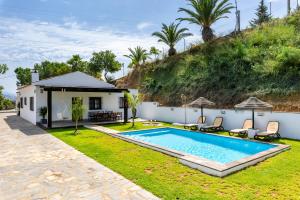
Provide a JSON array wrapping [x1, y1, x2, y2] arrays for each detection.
[[119, 128, 289, 177], [122, 128, 276, 164]]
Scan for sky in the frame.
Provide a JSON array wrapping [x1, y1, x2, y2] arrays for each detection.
[[0, 0, 296, 96]]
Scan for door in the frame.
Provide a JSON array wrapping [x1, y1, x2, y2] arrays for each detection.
[[72, 97, 83, 121]]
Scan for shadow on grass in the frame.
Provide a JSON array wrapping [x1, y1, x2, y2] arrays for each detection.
[[48, 127, 90, 136]]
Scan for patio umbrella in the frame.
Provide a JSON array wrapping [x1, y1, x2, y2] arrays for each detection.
[[235, 97, 273, 129], [187, 97, 215, 123]]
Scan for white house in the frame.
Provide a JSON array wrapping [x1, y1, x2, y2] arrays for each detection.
[[17, 71, 132, 128]]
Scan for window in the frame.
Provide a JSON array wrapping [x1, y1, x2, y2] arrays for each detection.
[[24, 97, 27, 106], [20, 97, 23, 108], [89, 97, 102, 110], [30, 97, 34, 111], [119, 97, 125, 108]]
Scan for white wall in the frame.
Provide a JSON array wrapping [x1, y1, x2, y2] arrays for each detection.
[[139, 102, 300, 140], [19, 85, 37, 124], [36, 86, 47, 122]]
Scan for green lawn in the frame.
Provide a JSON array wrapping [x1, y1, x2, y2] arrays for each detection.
[[49, 122, 300, 200]]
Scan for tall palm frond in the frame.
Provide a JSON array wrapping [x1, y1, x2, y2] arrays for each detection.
[[124, 46, 149, 68], [124, 46, 149, 85], [178, 0, 234, 42], [152, 23, 192, 56], [150, 47, 160, 60], [124, 92, 142, 127]]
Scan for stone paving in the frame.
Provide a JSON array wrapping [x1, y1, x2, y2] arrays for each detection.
[[85, 125, 120, 135], [0, 113, 159, 200]]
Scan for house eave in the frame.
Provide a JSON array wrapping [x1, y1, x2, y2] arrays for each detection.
[[42, 86, 129, 93]]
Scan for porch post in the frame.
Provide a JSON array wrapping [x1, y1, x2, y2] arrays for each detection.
[[124, 94, 128, 124], [47, 90, 52, 128]]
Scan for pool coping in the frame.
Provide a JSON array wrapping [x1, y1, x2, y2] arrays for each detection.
[[85, 125, 290, 177]]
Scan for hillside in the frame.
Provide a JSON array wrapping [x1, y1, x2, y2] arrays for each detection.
[[117, 12, 300, 112]]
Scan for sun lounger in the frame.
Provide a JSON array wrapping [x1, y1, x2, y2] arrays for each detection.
[[229, 119, 253, 137], [184, 116, 206, 130], [142, 120, 161, 126], [200, 117, 224, 132], [254, 121, 280, 140], [172, 123, 185, 126]]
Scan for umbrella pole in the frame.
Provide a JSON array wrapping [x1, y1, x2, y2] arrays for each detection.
[[252, 108, 255, 129], [184, 100, 187, 125], [201, 106, 204, 123]]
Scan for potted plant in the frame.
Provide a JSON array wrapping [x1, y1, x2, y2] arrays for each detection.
[[17, 102, 20, 116], [39, 107, 48, 124]]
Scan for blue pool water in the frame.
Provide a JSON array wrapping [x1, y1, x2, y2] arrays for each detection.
[[121, 128, 277, 164]]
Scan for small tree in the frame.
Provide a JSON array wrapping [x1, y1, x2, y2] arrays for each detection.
[[67, 54, 88, 72], [71, 98, 85, 135], [124, 92, 142, 127], [152, 23, 192, 56], [0, 64, 8, 74], [88, 51, 121, 81], [250, 0, 271, 27], [14, 67, 32, 86], [150, 47, 161, 60]]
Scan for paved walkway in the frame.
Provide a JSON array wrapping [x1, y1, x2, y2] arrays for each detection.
[[85, 125, 120, 134], [0, 113, 159, 200]]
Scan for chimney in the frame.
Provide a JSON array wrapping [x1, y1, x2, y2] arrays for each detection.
[[31, 69, 39, 83]]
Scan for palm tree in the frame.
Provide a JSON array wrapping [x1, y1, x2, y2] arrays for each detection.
[[150, 46, 161, 60], [124, 46, 149, 68], [152, 23, 192, 56], [124, 46, 149, 84], [178, 0, 234, 42], [124, 92, 142, 127], [71, 98, 85, 135]]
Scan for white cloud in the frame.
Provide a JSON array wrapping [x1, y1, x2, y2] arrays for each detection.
[[137, 22, 153, 30], [0, 17, 161, 64], [0, 17, 163, 93]]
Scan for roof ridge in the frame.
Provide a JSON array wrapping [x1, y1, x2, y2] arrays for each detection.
[[33, 71, 116, 89]]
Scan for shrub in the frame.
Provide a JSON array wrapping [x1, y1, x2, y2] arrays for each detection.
[[138, 11, 300, 107]]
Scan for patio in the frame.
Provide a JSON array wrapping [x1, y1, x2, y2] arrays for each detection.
[[40, 119, 124, 128], [39, 118, 148, 128]]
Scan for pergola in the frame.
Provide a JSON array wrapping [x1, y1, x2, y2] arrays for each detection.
[[33, 72, 129, 128], [43, 87, 128, 128]]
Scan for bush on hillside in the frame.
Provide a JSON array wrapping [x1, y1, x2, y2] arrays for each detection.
[[131, 12, 300, 107]]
